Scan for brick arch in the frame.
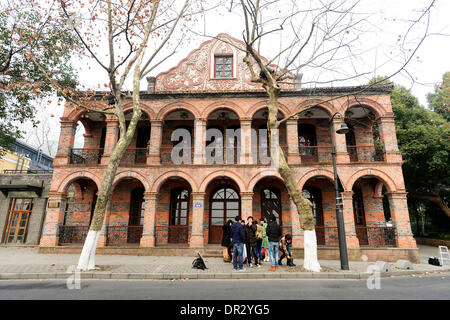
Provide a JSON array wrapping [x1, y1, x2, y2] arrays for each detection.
[[346, 168, 397, 193], [294, 99, 334, 118], [202, 101, 245, 119], [246, 101, 290, 119], [66, 102, 108, 122], [56, 171, 102, 194], [247, 169, 284, 191], [156, 101, 201, 120], [297, 169, 336, 190], [112, 170, 151, 192], [199, 170, 246, 193], [151, 170, 198, 193], [123, 102, 155, 120], [340, 97, 385, 119]]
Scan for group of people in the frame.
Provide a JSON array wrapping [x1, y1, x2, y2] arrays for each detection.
[[221, 215, 296, 271]]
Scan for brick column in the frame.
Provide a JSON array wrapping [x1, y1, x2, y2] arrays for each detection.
[[101, 119, 119, 165], [140, 192, 157, 247], [147, 120, 162, 165], [190, 192, 205, 247], [53, 119, 77, 166], [240, 192, 253, 221], [341, 191, 359, 248], [39, 192, 66, 246], [289, 196, 304, 248], [240, 119, 252, 164], [331, 118, 350, 163], [387, 192, 417, 248], [378, 115, 402, 162], [286, 118, 301, 164], [194, 119, 206, 164]]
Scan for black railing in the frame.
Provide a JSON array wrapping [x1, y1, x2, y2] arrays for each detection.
[[315, 226, 396, 247], [356, 226, 396, 247], [105, 225, 143, 246], [70, 148, 104, 164], [120, 148, 148, 165], [58, 225, 89, 245], [2, 169, 53, 174], [299, 146, 333, 163], [347, 145, 385, 162]]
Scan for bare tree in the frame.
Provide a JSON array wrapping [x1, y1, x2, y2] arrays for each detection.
[[30, 0, 216, 270], [228, 0, 436, 271]]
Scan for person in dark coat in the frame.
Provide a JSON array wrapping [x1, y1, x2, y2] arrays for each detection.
[[244, 216, 258, 267], [265, 214, 282, 270], [221, 219, 233, 262], [230, 216, 246, 271]]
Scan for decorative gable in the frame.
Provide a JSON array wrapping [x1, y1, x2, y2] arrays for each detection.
[[154, 33, 294, 92]]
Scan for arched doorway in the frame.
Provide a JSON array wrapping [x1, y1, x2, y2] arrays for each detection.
[[261, 188, 281, 225], [209, 186, 240, 243], [127, 187, 145, 243], [168, 188, 190, 243], [302, 187, 325, 245], [350, 176, 396, 247]]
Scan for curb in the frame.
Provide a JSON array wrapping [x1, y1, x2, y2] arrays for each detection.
[[0, 269, 449, 280]]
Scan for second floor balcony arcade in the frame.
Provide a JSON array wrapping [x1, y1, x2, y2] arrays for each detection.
[[53, 90, 402, 169]]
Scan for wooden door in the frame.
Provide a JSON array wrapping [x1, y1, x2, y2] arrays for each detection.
[[5, 198, 33, 244], [168, 189, 189, 243]]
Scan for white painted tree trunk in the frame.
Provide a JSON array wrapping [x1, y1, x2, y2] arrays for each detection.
[[303, 229, 321, 272], [77, 230, 100, 271]]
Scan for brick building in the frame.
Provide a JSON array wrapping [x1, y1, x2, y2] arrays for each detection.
[[39, 34, 418, 262]]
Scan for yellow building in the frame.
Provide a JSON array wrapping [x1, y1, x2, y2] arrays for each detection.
[[0, 149, 31, 173]]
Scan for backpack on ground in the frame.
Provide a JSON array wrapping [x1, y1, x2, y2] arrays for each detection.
[[192, 252, 208, 270], [428, 256, 441, 266]]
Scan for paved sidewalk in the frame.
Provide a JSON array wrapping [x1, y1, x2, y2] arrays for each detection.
[[0, 245, 449, 280]]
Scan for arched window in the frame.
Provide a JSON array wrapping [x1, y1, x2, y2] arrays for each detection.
[[302, 187, 323, 226], [261, 188, 281, 225], [170, 189, 190, 226], [209, 186, 240, 243]]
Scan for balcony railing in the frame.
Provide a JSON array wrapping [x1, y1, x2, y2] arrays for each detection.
[[105, 225, 143, 246], [2, 169, 53, 174], [70, 148, 103, 164], [347, 145, 385, 162], [120, 148, 147, 165], [315, 226, 396, 247], [299, 146, 333, 163], [161, 145, 194, 164], [58, 225, 89, 245]]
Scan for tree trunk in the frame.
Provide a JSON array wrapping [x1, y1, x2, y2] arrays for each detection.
[[266, 86, 321, 272], [77, 111, 141, 271], [409, 192, 450, 219]]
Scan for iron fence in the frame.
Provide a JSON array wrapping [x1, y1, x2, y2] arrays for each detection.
[[120, 148, 147, 165], [70, 148, 103, 164], [347, 145, 385, 162], [315, 226, 396, 247], [2, 169, 53, 174], [105, 225, 143, 246], [299, 146, 333, 163], [58, 225, 89, 245]]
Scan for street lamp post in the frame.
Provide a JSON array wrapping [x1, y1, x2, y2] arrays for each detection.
[[330, 112, 350, 270]]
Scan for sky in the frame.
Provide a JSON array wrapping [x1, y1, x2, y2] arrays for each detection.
[[22, 0, 450, 156]]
